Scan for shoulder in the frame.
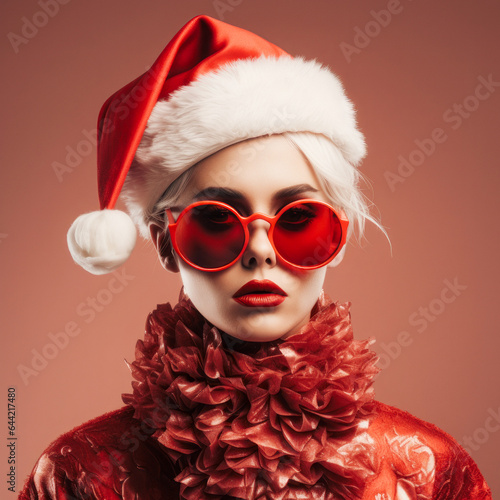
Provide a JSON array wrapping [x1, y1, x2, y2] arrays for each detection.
[[18, 406, 179, 500], [366, 400, 491, 499], [33, 405, 146, 452]]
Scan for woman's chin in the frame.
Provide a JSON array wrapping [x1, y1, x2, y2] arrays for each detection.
[[220, 313, 308, 343], [226, 330, 286, 343]]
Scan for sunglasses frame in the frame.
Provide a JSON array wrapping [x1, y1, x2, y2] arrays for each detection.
[[166, 198, 349, 272]]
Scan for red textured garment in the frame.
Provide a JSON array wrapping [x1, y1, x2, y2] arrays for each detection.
[[19, 293, 491, 499]]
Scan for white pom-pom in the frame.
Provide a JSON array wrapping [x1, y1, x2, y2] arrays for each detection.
[[67, 210, 137, 275]]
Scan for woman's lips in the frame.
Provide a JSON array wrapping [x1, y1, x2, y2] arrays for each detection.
[[233, 294, 286, 307], [232, 279, 287, 308]]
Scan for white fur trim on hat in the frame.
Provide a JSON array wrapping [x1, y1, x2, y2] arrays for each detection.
[[123, 55, 366, 237], [67, 210, 137, 275]]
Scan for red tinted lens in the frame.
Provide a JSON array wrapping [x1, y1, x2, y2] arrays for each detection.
[[273, 202, 342, 267], [175, 204, 245, 269]]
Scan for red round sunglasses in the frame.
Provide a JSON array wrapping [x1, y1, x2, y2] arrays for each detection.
[[166, 199, 348, 272]]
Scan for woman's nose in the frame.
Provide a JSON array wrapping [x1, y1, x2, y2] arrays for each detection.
[[241, 220, 277, 269]]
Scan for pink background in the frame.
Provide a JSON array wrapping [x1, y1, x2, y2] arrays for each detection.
[[2, 0, 499, 495]]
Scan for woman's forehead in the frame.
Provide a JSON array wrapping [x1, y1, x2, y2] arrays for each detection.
[[184, 136, 324, 203]]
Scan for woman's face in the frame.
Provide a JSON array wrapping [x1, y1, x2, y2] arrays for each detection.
[[152, 135, 343, 342]]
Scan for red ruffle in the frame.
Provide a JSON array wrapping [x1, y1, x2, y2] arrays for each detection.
[[123, 291, 380, 499]]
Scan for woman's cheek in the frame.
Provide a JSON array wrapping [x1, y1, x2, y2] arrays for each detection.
[[178, 266, 234, 324]]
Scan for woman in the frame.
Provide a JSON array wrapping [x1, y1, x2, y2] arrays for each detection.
[[19, 15, 490, 500]]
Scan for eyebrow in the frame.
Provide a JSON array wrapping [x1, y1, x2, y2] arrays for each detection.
[[273, 184, 319, 200], [192, 187, 243, 202], [192, 184, 319, 203]]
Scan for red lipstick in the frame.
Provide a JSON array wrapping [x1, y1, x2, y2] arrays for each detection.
[[232, 279, 287, 307]]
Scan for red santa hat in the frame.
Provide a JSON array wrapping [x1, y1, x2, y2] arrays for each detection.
[[67, 15, 366, 275]]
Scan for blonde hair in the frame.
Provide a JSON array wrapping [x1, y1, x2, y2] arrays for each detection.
[[283, 132, 387, 244]]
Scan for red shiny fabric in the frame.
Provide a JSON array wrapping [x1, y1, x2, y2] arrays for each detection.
[[19, 294, 491, 499], [97, 15, 287, 210]]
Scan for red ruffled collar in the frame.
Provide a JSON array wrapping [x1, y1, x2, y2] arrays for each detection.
[[123, 291, 380, 499]]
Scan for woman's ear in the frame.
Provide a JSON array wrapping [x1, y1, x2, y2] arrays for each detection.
[[149, 223, 180, 273], [327, 246, 346, 268]]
